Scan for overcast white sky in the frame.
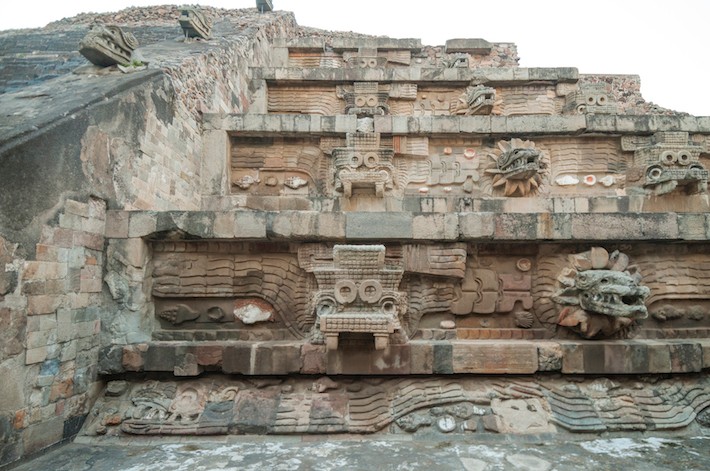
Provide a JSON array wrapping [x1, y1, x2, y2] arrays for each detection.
[[3, 1, 709, 116]]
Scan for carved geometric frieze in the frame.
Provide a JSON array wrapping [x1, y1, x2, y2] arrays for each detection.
[[622, 132, 709, 195], [337, 82, 390, 116], [451, 253, 533, 320], [342, 48, 412, 68], [147, 241, 710, 344], [230, 136, 324, 195], [151, 242, 313, 339], [332, 133, 394, 198], [304, 244, 407, 350], [564, 82, 617, 115], [86, 376, 710, 436], [79, 24, 138, 67]]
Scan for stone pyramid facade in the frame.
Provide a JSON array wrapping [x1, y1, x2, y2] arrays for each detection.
[[1, 6, 709, 466]]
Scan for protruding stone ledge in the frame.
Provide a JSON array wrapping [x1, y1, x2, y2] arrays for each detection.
[[586, 114, 710, 133], [206, 113, 710, 135], [102, 339, 710, 376], [106, 210, 710, 242], [203, 113, 357, 133], [445, 38, 492, 54], [273, 37, 423, 51], [252, 67, 578, 84], [560, 340, 705, 374]]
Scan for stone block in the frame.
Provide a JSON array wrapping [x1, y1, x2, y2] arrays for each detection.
[[21, 417, 64, 455], [569, 213, 679, 240], [678, 214, 706, 240], [144, 344, 179, 371], [25, 347, 48, 365], [98, 345, 124, 374], [253, 343, 302, 375], [409, 342, 433, 374], [700, 340, 710, 369], [451, 342, 538, 373], [412, 213, 458, 240], [122, 344, 147, 371], [128, 212, 157, 238], [537, 342, 563, 371], [326, 344, 412, 375], [494, 214, 538, 240], [669, 342, 702, 372], [27, 295, 62, 315], [301, 343, 326, 374], [458, 213, 495, 239], [23, 262, 67, 281], [646, 342, 672, 373], [174, 352, 202, 376], [234, 212, 267, 238], [346, 212, 412, 239], [196, 345, 223, 367], [222, 344, 253, 374], [432, 342, 453, 374]]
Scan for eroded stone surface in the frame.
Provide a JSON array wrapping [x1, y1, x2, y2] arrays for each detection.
[[82, 375, 710, 437]]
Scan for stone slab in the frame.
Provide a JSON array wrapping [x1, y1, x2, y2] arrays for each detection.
[[451, 342, 538, 374], [445, 38, 492, 54]]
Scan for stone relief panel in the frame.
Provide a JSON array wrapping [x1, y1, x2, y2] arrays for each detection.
[[151, 242, 314, 340], [331, 133, 395, 197], [298, 243, 468, 345], [304, 244, 407, 350], [230, 136, 327, 195], [288, 51, 345, 68], [342, 49, 412, 68], [495, 86, 559, 116], [484, 139, 547, 197], [563, 82, 618, 115], [337, 82, 390, 116], [391, 85, 496, 117], [148, 241, 710, 343], [622, 132, 709, 196], [85, 375, 710, 436], [541, 137, 625, 192], [267, 85, 343, 115], [534, 244, 710, 340], [397, 137, 482, 195]]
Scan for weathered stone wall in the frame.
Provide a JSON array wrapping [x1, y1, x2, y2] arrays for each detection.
[[0, 7, 298, 466]]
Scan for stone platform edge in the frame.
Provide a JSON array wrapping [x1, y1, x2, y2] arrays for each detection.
[[105, 210, 710, 242], [99, 339, 710, 376]]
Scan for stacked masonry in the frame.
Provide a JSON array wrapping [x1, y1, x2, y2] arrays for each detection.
[[90, 36, 710, 438]]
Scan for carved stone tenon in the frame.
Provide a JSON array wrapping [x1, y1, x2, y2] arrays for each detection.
[[78, 24, 138, 66]]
